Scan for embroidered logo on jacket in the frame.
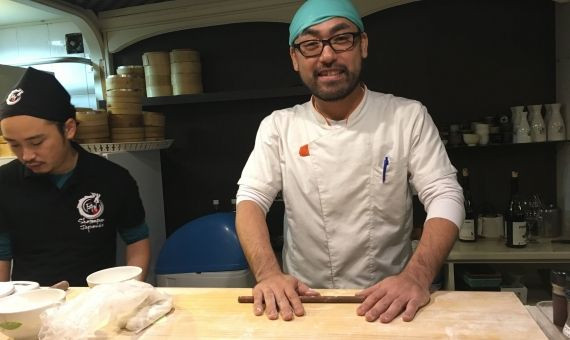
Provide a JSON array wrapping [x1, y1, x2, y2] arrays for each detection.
[[6, 88, 24, 105], [77, 192, 105, 232]]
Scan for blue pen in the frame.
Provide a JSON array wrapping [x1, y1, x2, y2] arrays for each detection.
[[382, 157, 389, 183]]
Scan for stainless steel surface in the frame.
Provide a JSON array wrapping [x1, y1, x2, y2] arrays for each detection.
[[8, 56, 98, 68]]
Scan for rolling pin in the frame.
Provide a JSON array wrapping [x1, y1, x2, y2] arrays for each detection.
[[238, 296, 365, 303]]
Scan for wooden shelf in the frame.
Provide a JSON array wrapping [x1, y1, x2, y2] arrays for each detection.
[[141, 86, 310, 107]]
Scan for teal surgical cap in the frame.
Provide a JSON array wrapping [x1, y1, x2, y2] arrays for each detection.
[[289, 0, 365, 46]]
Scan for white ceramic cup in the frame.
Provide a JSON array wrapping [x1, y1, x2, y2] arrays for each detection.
[[477, 214, 504, 238], [477, 132, 489, 145], [474, 123, 490, 134]]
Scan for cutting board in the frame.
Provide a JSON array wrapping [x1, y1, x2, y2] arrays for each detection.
[[93, 288, 547, 339]]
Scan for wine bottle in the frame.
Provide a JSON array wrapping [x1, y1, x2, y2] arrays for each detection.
[[505, 171, 528, 247], [459, 168, 477, 242]]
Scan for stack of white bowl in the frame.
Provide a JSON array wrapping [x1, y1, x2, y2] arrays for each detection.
[[142, 52, 172, 97], [170, 49, 203, 95]]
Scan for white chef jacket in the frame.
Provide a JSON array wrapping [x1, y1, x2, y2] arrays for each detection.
[[237, 88, 464, 289]]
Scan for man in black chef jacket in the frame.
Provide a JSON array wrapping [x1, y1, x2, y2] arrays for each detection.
[[0, 67, 150, 286]]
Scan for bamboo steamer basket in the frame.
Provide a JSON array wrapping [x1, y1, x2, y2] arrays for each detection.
[[115, 66, 146, 97], [77, 119, 108, 127], [75, 109, 109, 140], [170, 61, 201, 74], [146, 85, 172, 97], [145, 74, 172, 97], [171, 76, 203, 95], [144, 64, 170, 76], [112, 127, 145, 142], [146, 75, 171, 87], [109, 114, 144, 128], [0, 143, 14, 157], [107, 107, 143, 115], [78, 137, 111, 144], [142, 52, 170, 66], [106, 89, 142, 104], [106, 102, 142, 112], [106, 75, 144, 91], [75, 130, 110, 140], [170, 49, 200, 63], [117, 65, 144, 77], [143, 111, 165, 127], [76, 110, 109, 123], [172, 82, 203, 95], [144, 126, 165, 138], [76, 125, 110, 135]]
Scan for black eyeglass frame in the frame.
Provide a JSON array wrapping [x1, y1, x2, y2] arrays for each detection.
[[292, 31, 362, 58]]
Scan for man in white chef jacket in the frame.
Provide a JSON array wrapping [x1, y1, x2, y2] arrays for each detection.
[[235, 0, 465, 323]]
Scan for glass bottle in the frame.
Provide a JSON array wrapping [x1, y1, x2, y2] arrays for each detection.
[[459, 168, 477, 242], [551, 270, 568, 328], [505, 171, 528, 248]]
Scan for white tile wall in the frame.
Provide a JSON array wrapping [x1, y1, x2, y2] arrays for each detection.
[[0, 21, 97, 109], [0, 28, 18, 62], [16, 25, 50, 60]]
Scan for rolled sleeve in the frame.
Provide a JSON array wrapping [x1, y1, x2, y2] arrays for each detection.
[[407, 106, 465, 228], [236, 114, 283, 210]]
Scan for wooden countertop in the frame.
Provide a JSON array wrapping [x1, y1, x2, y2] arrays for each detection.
[[447, 237, 570, 262], [54, 288, 548, 339]]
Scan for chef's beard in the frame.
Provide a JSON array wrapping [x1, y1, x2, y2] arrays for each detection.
[[301, 64, 361, 102]]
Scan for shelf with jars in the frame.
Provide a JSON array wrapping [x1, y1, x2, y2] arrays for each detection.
[[441, 103, 567, 150]]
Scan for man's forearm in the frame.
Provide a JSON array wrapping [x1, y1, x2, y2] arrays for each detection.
[[236, 200, 282, 282], [402, 217, 458, 289], [0, 260, 11, 281], [126, 238, 150, 281]]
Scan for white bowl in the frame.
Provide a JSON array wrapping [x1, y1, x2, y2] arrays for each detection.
[[463, 133, 480, 146], [0, 288, 65, 339], [86, 266, 142, 287]]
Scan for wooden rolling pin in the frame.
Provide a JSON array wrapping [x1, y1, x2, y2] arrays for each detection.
[[238, 296, 365, 303]]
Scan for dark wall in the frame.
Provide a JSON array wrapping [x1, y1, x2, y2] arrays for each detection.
[[113, 0, 556, 235]]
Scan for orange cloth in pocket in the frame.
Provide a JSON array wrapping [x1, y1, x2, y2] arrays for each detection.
[[299, 144, 309, 157]]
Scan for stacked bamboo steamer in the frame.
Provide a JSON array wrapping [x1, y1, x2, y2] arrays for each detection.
[[75, 108, 110, 143], [142, 52, 172, 97], [106, 75, 144, 142], [116, 65, 146, 97], [143, 111, 166, 141], [170, 49, 203, 95], [0, 130, 14, 157]]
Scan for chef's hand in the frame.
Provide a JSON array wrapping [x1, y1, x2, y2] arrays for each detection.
[[252, 273, 320, 321], [355, 272, 430, 323]]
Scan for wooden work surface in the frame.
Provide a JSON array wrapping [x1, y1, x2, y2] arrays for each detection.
[[56, 287, 548, 339]]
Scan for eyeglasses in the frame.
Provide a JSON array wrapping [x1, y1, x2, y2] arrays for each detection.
[[293, 32, 361, 58]]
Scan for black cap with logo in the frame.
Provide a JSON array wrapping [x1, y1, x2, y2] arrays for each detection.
[[0, 67, 75, 123]]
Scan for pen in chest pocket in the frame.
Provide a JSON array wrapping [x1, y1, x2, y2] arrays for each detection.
[[382, 156, 389, 183]]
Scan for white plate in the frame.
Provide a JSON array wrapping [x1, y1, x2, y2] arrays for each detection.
[[0, 282, 15, 298], [11, 281, 39, 294]]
